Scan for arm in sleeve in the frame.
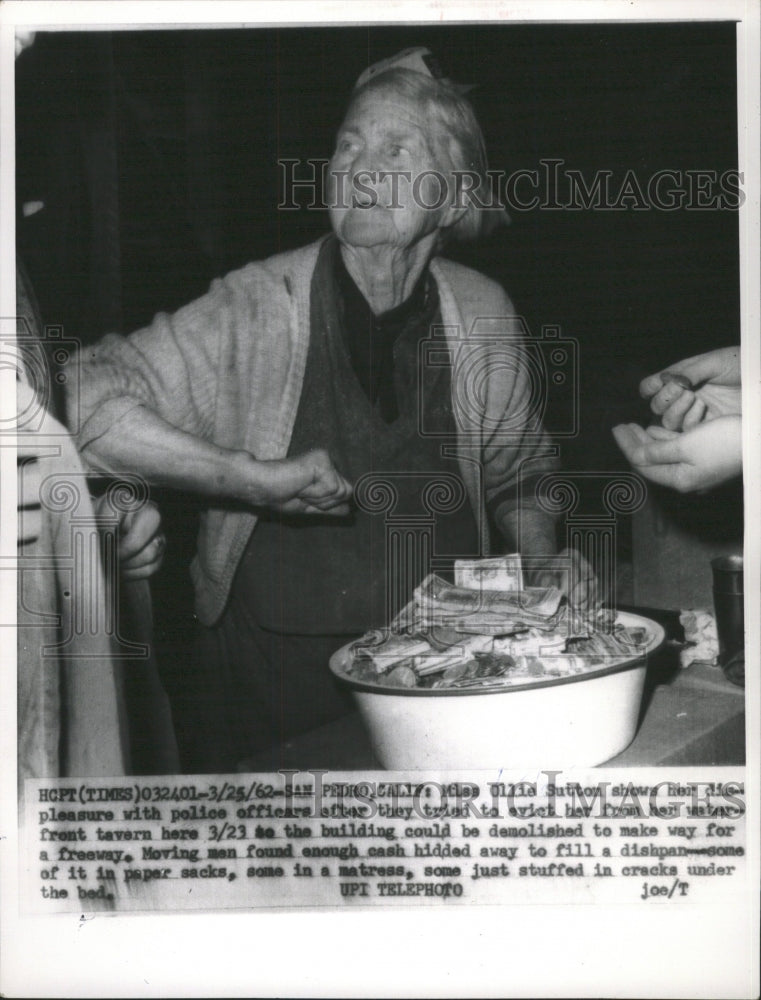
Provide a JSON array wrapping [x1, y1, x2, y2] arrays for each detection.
[[62, 278, 262, 497], [67, 278, 235, 454], [62, 273, 353, 511], [474, 308, 560, 554]]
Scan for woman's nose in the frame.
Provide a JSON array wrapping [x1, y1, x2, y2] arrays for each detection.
[[349, 153, 380, 206]]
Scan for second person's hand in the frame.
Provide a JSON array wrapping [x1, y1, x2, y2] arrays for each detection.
[[612, 416, 742, 493], [640, 346, 741, 432]]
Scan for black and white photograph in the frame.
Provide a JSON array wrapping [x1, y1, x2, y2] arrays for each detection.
[[1, 1, 759, 997]]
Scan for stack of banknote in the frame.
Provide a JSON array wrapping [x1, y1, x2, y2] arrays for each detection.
[[345, 555, 647, 689], [409, 572, 564, 634]]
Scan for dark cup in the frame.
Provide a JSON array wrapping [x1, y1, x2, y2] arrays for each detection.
[[711, 555, 744, 687]]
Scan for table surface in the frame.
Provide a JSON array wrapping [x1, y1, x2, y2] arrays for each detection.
[[243, 607, 746, 773]]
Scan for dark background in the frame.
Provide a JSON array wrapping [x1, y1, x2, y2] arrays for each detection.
[[15, 23, 741, 692]]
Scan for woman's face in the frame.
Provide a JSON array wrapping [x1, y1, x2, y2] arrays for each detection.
[[328, 87, 457, 252]]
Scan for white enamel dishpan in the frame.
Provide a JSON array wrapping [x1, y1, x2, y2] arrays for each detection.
[[329, 612, 665, 769]]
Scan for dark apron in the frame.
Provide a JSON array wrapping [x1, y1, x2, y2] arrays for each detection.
[[186, 239, 479, 771]]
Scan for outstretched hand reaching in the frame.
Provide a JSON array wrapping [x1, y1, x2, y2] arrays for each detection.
[[612, 416, 742, 493]]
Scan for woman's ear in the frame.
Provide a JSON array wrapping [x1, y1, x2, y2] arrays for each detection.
[[439, 202, 469, 231]]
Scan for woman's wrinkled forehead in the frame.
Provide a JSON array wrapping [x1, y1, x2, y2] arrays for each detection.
[[339, 84, 444, 156], [343, 85, 429, 130]]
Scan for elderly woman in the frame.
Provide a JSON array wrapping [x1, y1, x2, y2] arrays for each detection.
[[68, 49, 594, 771]]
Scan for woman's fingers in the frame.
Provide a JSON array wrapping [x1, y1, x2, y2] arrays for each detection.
[[253, 451, 352, 512], [299, 450, 353, 505], [526, 569, 556, 590], [568, 574, 594, 610], [302, 470, 352, 502], [279, 497, 352, 517], [563, 549, 599, 610], [300, 477, 353, 506], [525, 549, 600, 611]]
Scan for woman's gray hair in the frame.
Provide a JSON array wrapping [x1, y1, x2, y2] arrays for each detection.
[[350, 67, 509, 243]]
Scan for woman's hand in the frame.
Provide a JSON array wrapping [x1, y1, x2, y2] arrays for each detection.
[[244, 448, 353, 516], [527, 548, 600, 611], [640, 346, 741, 431], [496, 510, 599, 611], [612, 416, 742, 493]]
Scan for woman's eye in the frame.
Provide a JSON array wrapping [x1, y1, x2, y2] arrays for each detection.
[[338, 138, 356, 154], [388, 144, 404, 158]]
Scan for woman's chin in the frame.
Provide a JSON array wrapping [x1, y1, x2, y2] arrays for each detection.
[[334, 213, 395, 249]]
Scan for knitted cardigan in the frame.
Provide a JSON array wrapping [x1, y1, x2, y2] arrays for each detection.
[[70, 237, 558, 626]]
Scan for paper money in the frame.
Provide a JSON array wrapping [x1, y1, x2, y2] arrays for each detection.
[[343, 557, 653, 690], [413, 633, 493, 676], [454, 554, 523, 592], [414, 573, 563, 621], [350, 631, 432, 671]]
